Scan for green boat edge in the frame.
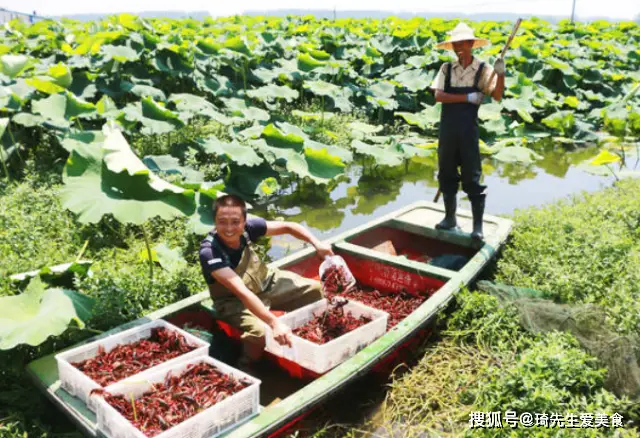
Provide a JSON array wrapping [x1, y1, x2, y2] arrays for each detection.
[[26, 200, 513, 437]]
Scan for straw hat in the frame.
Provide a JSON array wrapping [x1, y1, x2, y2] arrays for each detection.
[[436, 22, 490, 50]]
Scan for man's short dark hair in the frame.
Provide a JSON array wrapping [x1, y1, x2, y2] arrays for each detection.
[[214, 194, 247, 219]]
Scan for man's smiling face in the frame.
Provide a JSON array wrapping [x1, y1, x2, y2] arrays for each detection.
[[452, 40, 473, 62], [215, 206, 245, 248]]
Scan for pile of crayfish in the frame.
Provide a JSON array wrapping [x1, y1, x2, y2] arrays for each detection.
[[293, 297, 372, 344], [92, 363, 252, 437], [326, 288, 428, 330], [321, 264, 353, 293], [73, 327, 197, 386]]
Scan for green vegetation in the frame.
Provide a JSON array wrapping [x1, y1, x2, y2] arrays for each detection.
[[0, 14, 638, 197], [376, 178, 640, 437], [494, 177, 640, 334], [0, 174, 213, 437]]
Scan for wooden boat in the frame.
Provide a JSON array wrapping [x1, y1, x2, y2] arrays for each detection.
[[26, 200, 513, 437]]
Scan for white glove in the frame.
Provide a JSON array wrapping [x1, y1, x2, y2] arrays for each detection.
[[467, 92, 484, 105], [494, 58, 505, 76]]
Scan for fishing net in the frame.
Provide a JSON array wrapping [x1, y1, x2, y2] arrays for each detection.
[[476, 280, 640, 400], [428, 254, 469, 271]]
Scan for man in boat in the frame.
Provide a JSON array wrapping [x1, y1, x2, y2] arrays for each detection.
[[430, 22, 505, 241], [199, 194, 334, 364]]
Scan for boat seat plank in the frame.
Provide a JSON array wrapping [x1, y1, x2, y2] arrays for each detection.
[[333, 241, 456, 282], [396, 205, 501, 238]]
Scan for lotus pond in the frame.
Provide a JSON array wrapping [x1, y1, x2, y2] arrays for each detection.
[[0, 12, 639, 438]]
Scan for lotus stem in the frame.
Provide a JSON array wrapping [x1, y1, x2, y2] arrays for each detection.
[[7, 123, 23, 163], [75, 239, 89, 263], [321, 96, 325, 128], [142, 224, 153, 281], [242, 59, 248, 93], [68, 326, 104, 335], [103, 220, 122, 241], [0, 148, 10, 180], [621, 83, 639, 103], [604, 163, 619, 182], [84, 327, 103, 334]]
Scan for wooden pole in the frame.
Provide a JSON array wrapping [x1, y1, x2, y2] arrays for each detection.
[[485, 18, 522, 87]]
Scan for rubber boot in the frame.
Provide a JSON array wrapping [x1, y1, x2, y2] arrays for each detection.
[[470, 194, 485, 241], [435, 192, 460, 231]]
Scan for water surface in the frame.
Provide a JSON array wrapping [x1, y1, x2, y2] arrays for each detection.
[[258, 142, 637, 259]]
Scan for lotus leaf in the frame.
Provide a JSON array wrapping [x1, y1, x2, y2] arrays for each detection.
[[0, 277, 92, 350], [493, 146, 543, 165], [200, 136, 264, 167], [247, 84, 299, 103], [60, 123, 196, 225], [351, 140, 405, 167], [154, 242, 188, 273]]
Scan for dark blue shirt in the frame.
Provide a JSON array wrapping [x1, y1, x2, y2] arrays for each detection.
[[199, 217, 267, 285]]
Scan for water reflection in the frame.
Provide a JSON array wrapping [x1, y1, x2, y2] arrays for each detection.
[[254, 142, 635, 260], [533, 142, 604, 178]]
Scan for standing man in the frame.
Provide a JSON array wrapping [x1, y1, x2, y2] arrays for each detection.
[[199, 194, 333, 365], [430, 22, 505, 241]]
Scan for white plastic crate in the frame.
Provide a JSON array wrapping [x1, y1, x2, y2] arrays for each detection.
[[55, 320, 209, 412], [264, 298, 388, 374], [95, 356, 261, 438]]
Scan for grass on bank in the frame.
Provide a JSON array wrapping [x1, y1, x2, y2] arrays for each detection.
[[372, 177, 640, 438]]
